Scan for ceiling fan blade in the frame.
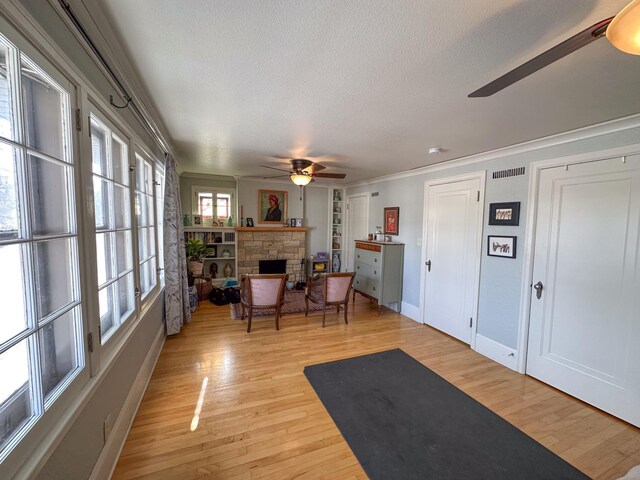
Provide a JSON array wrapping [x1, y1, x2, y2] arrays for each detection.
[[313, 172, 346, 179], [260, 164, 292, 173], [468, 17, 613, 98], [262, 174, 289, 179], [304, 162, 327, 174]]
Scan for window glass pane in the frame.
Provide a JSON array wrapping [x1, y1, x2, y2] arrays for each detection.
[[155, 169, 164, 286], [34, 237, 77, 319], [0, 244, 27, 344], [115, 230, 132, 275], [137, 227, 148, 261], [90, 121, 107, 176], [217, 193, 231, 219], [0, 337, 35, 453], [140, 258, 156, 296], [118, 273, 134, 319], [199, 195, 213, 218], [99, 284, 114, 341], [21, 56, 66, 161], [0, 142, 19, 239], [0, 44, 15, 142], [29, 153, 71, 236], [114, 184, 130, 229], [39, 307, 80, 400], [93, 177, 110, 231], [135, 191, 146, 227], [96, 232, 114, 287], [147, 257, 156, 292], [147, 226, 156, 257], [111, 135, 128, 186]]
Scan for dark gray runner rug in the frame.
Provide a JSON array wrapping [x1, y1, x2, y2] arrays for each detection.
[[304, 348, 590, 480]]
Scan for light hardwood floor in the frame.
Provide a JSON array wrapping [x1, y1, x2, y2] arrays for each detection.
[[113, 296, 640, 479]]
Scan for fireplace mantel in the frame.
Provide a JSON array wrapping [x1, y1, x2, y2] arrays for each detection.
[[235, 227, 309, 232]]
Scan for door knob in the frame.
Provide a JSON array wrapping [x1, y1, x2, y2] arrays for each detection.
[[533, 281, 544, 299], [425, 260, 431, 272]]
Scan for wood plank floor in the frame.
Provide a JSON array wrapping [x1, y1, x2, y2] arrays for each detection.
[[113, 297, 640, 479]]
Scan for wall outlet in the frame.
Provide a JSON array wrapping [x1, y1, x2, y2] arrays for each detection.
[[103, 414, 112, 444]]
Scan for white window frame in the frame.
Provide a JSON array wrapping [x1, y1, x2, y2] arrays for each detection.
[[191, 185, 236, 221]]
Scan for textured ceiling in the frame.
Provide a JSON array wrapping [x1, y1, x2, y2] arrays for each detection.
[[87, 0, 640, 184]]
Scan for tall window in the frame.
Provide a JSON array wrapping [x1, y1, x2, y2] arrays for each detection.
[[90, 115, 135, 344], [136, 151, 157, 298], [155, 163, 165, 287], [0, 35, 83, 459]]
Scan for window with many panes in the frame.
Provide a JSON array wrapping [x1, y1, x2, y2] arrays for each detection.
[[90, 115, 135, 344], [193, 186, 234, 220], [136, 151, 157, 299], [155, 162, 165, 287], [0, 33, 83, 460]]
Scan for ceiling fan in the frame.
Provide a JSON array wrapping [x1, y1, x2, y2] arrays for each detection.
[[469, 0, 640, 97], [261, 158, 346, 186]]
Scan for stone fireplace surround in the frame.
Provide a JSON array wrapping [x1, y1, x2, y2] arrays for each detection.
[[235, 227, 308, 281]]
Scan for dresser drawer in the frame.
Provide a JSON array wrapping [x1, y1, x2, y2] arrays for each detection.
[[355, 248, 381, 266]]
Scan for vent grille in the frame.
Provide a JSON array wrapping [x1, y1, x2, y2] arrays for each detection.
[[493, 167, 525, 179]]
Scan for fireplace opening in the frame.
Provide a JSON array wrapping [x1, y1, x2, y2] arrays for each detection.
[[259, 259, 287, 274]]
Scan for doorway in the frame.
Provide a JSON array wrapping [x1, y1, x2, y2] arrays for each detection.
[[421, 173, 485, 346], [525, 153, 640, 427], [345, 193, 369, 271]]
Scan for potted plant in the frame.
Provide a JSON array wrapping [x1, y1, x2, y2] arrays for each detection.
[[185, 238, 211, 275]]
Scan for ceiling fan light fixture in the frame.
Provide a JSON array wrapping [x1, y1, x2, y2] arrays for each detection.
[[290, 173, 312, 186], [607, 0, 640, 55]]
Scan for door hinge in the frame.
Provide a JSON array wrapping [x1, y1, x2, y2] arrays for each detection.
[[477, 191, 480, 202], [87, 332, 94, 353], [129, 164, 136, 172], [469, 317, 473, 328], [75, 109, 82, 131]]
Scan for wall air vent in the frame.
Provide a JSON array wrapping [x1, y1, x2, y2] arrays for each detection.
[[492, 167, 525, 179]]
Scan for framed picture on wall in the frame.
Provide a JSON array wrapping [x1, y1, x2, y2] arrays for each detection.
[[258, 190, 287, 223], [193, 214, 202, 226], [384, 207, 399, 235], [488, 202, 520, 226], [487, 235, 517, 258]]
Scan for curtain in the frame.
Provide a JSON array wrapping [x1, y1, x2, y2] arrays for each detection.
[[163, 153, 191, 334]]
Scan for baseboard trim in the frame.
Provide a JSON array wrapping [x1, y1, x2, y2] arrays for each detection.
[[89, 323, 165, 480], [474, 334, 518, 371], [400, 302, 421, 323]]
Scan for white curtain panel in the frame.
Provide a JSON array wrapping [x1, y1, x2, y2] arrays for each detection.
[[163, 153, 191, 334]]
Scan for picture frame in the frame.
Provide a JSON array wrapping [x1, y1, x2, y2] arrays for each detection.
[[245, 217, 254, 227], [487, 235, 517, 258], [193, 214, 202, 226], [383, 207, 399, 235], [295, 218, 303, 227], [488, 202, 520, 226], [259, 190, 288, 224], [290, 218, 297, 227]]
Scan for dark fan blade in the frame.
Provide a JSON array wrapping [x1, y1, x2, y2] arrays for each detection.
[[314, 172, 346, 179], [303, 162, 327, 174], [262, 174, 289, 179], [260, 164, 292, 173], [468, 17, 613, 98]]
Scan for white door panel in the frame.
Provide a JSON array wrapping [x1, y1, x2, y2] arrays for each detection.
[[345, 194, 368, 272], [527, 154, 640, 426], [423, 178, 482, 344]]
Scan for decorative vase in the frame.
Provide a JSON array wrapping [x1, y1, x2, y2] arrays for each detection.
[[223, 263, 232, 278], [332, 254, 341, 272], [222, 249, 230, 258], [227, 216, 233, 227]]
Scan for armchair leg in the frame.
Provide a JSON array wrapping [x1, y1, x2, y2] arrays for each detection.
[[344, 301, 348, 324], [322, 307, 326, 328], [247, 308, 252, 333], [275, 307, 280, 331], [305, 295, 309, 316]]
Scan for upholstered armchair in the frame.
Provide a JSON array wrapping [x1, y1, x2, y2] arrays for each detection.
[[240, 273, 288, 332], [305, 272, 356, 327]]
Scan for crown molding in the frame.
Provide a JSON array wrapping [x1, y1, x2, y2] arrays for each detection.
[[346, 112, 640, 188]]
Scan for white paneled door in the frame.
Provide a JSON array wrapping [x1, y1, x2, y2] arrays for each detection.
[[527, 154, 640, 427], [345, 193, 369, 271], [423, 176, 483, 344]]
